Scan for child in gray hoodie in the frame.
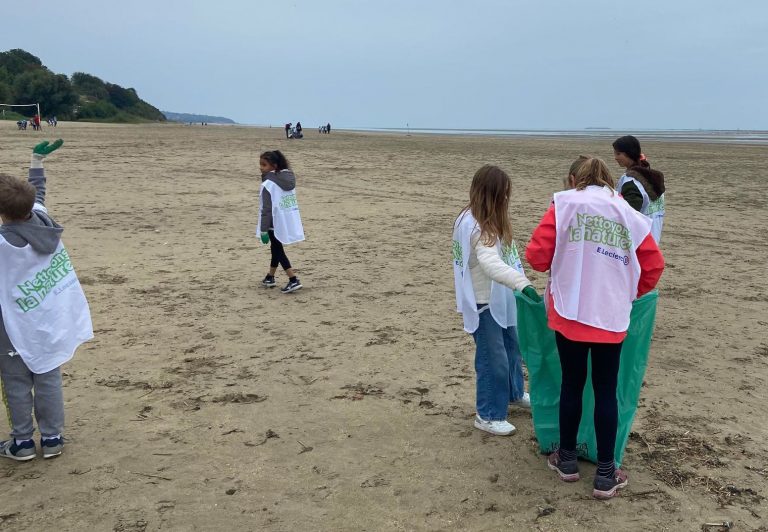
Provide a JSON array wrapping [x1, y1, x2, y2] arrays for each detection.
[[0, 140, 93, 461], [257, 150, 305, 293]]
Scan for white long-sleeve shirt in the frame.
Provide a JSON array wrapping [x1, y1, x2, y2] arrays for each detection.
[[468, 234, 532, 304]]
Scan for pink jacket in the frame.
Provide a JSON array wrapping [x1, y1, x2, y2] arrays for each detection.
[[526, 204, 665, 343]]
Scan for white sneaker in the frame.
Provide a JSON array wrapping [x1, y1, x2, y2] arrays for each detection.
[[474, 415, 516, 436], [510, 392, 531, 410]]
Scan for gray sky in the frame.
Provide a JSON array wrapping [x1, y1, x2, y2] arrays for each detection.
[[4, 0, 767, 129]]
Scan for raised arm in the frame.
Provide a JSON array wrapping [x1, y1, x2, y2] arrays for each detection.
[[29, 139, 63, 206]]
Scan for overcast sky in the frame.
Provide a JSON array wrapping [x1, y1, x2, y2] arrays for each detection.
[[3, 0, 766, 129]]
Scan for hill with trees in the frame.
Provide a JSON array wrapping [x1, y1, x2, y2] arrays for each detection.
[[0, 48, 165, 122], [163, 111, 235, 124]]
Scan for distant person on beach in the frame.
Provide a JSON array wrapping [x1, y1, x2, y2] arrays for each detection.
[[257, 150, 305, 293], [284, 123, 292, 139], [0, 139, 93, 461], [326, 123, 331, 134], [295, 122, 302, 135], [526, 157, 664, 499], [612, 135, 666, 243], [452, 165, 540, 437]]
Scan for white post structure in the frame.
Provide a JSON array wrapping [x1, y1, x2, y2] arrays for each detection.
[[0, 102, 40, 118]]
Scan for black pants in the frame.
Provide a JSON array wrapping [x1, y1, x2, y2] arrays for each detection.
[[555, 332, 622, 463], [269, 230, 292, 270]]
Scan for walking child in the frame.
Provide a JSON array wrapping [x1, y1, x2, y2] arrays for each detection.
[[452, 165, 541, 436], [525, 157, 664, 498], [612, 135, 666, 242], [257, 150, 305, 293], [0, 140, 93, 460]]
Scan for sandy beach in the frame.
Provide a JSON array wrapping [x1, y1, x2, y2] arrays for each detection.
[[0, 122, 766, 531]]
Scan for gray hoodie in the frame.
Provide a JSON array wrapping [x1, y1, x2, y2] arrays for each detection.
[[0, 165, 63, 353], [259, 169, 296, 233]]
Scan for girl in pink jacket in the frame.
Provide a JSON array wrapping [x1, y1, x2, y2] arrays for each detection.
[[526, 157, 664, 499]]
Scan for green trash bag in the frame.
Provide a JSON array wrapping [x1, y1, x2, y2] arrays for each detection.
[[514, 290, 658, 466]]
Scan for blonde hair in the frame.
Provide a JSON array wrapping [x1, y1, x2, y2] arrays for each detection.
[[565, 155, 591, 189], [462, 165, 513, 246], [572, 157, 615, 191]]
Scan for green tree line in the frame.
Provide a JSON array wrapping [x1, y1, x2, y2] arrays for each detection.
[[0, 48, 165, 122]]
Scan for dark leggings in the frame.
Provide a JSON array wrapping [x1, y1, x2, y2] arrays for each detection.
[[555, 332, 622, 464], [269, 230, 292, 270]]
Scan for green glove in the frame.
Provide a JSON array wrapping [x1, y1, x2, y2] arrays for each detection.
[[33, 139, 64, 156], [522, 285, 542, 302], [260, 232, 270, 244]]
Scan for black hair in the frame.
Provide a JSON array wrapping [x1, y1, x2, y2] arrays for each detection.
[[612, 135, 642, 163], [612, 135, 665, 195], [628, 166, 666, 196], [260, 150, 290, 171]]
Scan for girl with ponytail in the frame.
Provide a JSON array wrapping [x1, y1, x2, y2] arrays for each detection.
[[257, 150, 305, 293], [611, 135, 666, 242], [526, 156, 664, 499]]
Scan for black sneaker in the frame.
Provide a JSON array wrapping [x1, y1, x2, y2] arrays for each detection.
[[593, 468, 628, 499], [262, 275, 276, 288], [41, 436, 64, 459], [281, 278, 302, 293], [0, 439, 36, 461], [547, 449, 580, 481]]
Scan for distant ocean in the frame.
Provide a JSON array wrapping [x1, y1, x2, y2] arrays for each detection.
[[339, 127, 768, 144]]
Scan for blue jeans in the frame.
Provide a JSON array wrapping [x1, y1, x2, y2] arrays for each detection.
[[471, 307, 525, 421]]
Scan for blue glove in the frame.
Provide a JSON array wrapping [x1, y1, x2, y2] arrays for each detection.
[[522, 285, 542, 302], [260, 232, 270, 244]]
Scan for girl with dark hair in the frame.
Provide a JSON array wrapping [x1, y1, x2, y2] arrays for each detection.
[[452, 165, 540, 436], [257, 150, 305, 293], [526, 157, 664, 499], [611, 135, 666, 242]]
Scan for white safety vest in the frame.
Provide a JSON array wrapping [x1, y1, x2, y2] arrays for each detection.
[[452, 211, 525, 333], [550, 186, 652, 333], [256, 179, 305, 245], [617, 173, 665, 243], [0, 237, 93, 373], [647, 194, 665, 244]]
